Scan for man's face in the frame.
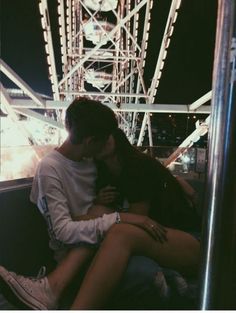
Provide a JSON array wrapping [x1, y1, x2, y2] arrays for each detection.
[[82, 135, 113, 159], [82, 134, 115, 159]]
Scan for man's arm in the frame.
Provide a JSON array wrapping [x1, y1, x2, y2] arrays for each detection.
[[32, 174, 118, 245], [73, 205, 115, 221]]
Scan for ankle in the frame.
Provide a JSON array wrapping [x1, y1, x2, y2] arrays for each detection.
[[46, 275, 61, 299]]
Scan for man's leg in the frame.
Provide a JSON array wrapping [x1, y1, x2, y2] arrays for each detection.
[[47, 246, 95, 299], [0, 246, 95, 310]]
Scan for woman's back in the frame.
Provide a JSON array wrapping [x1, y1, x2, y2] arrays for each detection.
[[97, 152, 201, 232]]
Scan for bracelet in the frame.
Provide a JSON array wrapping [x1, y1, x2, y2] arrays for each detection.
[[115, 212, 121, 224]]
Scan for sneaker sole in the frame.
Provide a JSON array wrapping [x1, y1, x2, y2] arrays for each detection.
[[0, 276, 47, 310]]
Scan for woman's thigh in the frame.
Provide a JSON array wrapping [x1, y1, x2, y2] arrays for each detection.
[[108, 224, 200, 276]]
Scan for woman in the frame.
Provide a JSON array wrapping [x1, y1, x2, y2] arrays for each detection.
[[69, 128, 201, 309], [95, 128, 201, 235]]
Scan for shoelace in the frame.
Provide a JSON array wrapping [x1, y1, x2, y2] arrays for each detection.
[[36, 266, 46, 279], [27, 266, 47, 282]]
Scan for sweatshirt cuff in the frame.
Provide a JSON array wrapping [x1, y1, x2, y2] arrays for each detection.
[[101, 212, 120, 233]]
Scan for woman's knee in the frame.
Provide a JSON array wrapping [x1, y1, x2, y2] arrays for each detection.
[[104, 223, 140, 247]]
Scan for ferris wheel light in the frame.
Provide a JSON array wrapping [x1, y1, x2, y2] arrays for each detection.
[[45, 44, 49, 54], [43, 31, 48, 43], [173, 11, 178, 23], [39, 2, 44, 16], [165, 38, 170, 48], [157, 71, 162, 80], [41, 17, 46, 29], [47, 55, 51, 65], [176, 0, 182, 10], [160, 60, 165, 70], [168, 25, 174, 37], [58, 5, 62, 15], [163, 50, 167, 60], [58, 17, 62, 26]]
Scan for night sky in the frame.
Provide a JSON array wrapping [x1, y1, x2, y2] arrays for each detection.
[[1, 0, 218, 104]]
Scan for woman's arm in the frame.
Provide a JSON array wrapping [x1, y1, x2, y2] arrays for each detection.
[[119, 211, 167, 243]]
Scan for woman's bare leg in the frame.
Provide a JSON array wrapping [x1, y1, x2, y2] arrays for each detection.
[[47, 247, 96, 299], [71, 224, 200, 309]]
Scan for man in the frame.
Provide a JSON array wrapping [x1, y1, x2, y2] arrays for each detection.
[[0, 98, 164, 309]]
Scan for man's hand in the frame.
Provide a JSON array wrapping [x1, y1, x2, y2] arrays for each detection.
[[119, 213, 168, 243]]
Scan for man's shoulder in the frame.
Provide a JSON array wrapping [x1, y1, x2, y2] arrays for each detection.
[[37, 150, 62, 175]]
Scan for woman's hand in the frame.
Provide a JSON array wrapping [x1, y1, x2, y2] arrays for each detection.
[[119, 213, 167, 243], [95, 185, 119, 205]]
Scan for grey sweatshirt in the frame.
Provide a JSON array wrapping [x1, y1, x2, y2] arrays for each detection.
[[30, 150, 117, 253]]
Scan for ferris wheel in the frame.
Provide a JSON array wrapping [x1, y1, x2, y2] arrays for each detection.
[[38, 0, 186, 147], [0, 0, 212, 181]]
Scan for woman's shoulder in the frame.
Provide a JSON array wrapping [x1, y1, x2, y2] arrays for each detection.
[[125, 152, 168, 179]]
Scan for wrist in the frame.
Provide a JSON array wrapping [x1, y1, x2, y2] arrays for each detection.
[[115, 212, 121, 224]]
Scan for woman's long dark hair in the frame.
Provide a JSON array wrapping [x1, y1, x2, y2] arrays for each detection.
[[112, 128, 145, 163], [112, 127, 195, 205], [109, 128, 200, 230]]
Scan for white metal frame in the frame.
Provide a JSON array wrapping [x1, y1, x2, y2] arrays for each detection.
[[1, 0, 212, 166]]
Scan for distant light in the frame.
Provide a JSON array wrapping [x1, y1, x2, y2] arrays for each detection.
[[168, 114, 172, 118], [193, 115, 196, 119], [182, 155, 190, 163]]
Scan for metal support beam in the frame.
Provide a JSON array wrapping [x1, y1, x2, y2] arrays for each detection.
[[14, 108, 64, 130], [189, 90, 212, 111], [0, 59, 45, 107], [58, 0, 148, 86], [10, 99, 211, 113], [199, 0, 236, 309], [164, 116, 210, 167], [39, 0, 60, 100], [137, 112, 148, 146], [148, 0, 182, 103], [0, 84, 39, 146]]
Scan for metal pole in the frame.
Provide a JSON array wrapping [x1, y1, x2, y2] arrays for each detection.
[[199, 0, 236, 309]]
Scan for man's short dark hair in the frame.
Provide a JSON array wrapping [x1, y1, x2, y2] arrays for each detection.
[[65, 97, 118, 144]]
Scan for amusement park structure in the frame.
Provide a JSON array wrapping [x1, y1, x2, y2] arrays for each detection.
[[1, 1, 236, 309], [1, 0, 212, 179]]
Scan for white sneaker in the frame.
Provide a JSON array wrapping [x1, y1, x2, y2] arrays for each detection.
[[0, 266, 57, 310]]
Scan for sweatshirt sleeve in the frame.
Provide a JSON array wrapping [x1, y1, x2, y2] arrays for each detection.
[[30, 174, 117, 245]]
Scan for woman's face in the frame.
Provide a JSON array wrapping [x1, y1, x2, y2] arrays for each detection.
[[95, 134, 116, 160]]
